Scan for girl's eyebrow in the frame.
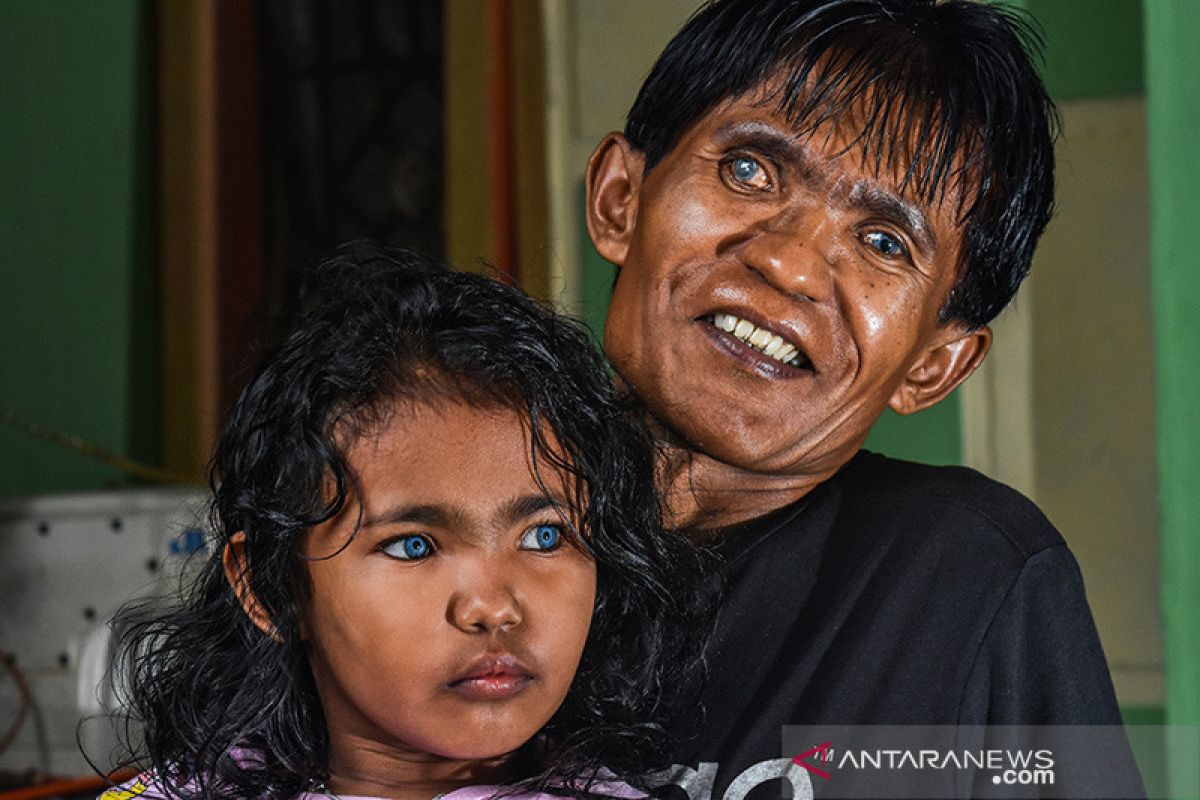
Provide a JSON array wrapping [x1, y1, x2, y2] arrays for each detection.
[[362, 504, 460, 530], [360, 494, 567, 532], [502, 493, 568, 525]]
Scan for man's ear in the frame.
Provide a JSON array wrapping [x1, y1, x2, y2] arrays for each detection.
[[584, 132, 645, 267], [888, 324, 992, 416], [223, 532, 284, 641]]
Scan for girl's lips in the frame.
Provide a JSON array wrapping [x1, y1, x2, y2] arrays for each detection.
[[449, 673, 533, 700], [447, 654, 534, 701]]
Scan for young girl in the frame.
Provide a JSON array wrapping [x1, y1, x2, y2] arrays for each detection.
[[104, 243, 705, 800]]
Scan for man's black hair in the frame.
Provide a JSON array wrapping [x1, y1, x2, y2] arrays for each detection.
[[624, 0, 1059, 328], [113, 242, 707, 799]]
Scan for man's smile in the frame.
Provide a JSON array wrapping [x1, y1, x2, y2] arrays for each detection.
[[704, 312, 813, 371]]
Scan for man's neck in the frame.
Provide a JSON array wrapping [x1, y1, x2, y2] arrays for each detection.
[[656, 443, 845, 534]]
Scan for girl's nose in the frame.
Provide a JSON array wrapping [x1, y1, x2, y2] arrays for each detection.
[[447, 577, 524, 634]]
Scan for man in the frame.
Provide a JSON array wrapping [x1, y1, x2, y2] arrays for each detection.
[[584, 0, 1139, 797]]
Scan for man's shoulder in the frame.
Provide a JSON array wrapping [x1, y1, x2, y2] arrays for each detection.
[[827, 450, 1065, 561]]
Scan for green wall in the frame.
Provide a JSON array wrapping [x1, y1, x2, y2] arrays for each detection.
[[1023, 0, 1144, 99], [1145, 2, 1200, 793], [863, 402, 961, 466], [0, 1, 157, 497]]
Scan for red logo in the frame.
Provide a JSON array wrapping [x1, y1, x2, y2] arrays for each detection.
[[792, 741, 833, 780]]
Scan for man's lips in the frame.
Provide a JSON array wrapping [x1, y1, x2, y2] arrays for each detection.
[[700, 312, 815, 373], [447, 654, 534, 701]]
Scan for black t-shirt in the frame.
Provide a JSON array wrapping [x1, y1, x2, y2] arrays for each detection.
[[660, 451, 1142, 800]]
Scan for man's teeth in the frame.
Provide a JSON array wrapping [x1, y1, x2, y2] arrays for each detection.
[[712, 313, 803, 366]]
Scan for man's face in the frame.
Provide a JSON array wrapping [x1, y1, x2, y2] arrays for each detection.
[[596, 89, 983, 479]]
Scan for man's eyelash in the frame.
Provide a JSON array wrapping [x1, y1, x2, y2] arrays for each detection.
[[721, 152, 776, 191]]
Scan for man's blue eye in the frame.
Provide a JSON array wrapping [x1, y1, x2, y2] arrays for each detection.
[[863, 231, 907, 258], [519, 524, 562, 551], [724, 155, 773, 191], [733, 157, 760, 183], [382, 534, 434, 560]]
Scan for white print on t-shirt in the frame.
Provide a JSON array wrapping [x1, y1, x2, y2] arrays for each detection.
[[650, 759, 814, 800]]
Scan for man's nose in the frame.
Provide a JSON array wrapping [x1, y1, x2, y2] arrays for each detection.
[[734, 209, 835, 303], [447, 572, 524, 634]]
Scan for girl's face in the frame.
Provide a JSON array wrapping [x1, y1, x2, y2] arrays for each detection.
[[302, 398, 596, 790]]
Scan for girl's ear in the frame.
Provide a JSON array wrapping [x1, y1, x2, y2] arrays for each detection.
[[223, 532, 285, 642]]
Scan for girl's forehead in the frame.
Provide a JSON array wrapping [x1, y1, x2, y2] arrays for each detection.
[[348, 394, 531, 454], [348, 398, 527, 472], [308, 398, 581, 552], [335, 382, 522, 446]]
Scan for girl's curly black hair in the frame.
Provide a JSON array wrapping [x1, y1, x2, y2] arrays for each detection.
[[112, 242, 709, 800]]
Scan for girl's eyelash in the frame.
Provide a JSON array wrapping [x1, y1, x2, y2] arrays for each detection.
[[379, 533, 436, 560], [529, 518, 589, 548], [519, 523, 563, 551]]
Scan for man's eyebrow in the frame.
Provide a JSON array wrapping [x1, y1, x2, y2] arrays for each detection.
[[711, 120, 830, 184], [848, 182, 938, 254]]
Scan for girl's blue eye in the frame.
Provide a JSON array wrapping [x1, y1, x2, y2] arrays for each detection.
[[519, 524, 562, 552], [382, 534, 434, 560], [863, 230, 907, 258]]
